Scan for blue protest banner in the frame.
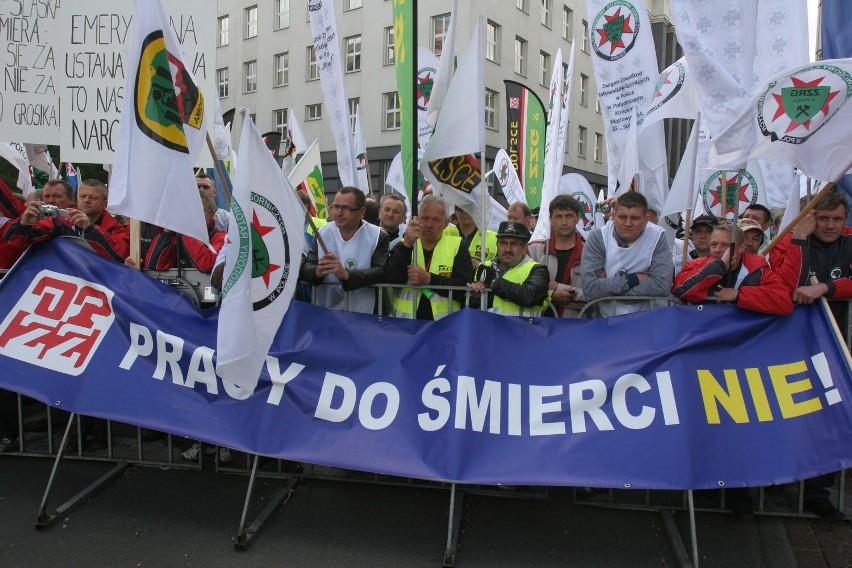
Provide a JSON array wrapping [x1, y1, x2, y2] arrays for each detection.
[[0, 238, 850, 489]]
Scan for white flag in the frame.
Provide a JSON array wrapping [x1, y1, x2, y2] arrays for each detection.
[[417, 48, 441, 145], [533, 48, 564, 243], [662, 118, 701, 218], [492, 149, 526, 205], [709, 59, 852, 183], [587, 0, 662, 194], [615, 110, 640, 198], [421, 20, 488, 225], [288, 139, 321, 190], [287, 107, 308, 154], [0, 142, 34, 194], [109, 0, 209, 244], [217, 109, 305, 393], [353, 104, 369, 194], [488, 197, 508, 232], [384, 152, 411, 219], [309, 0, 357, 187], [563, 173, 600, 239], [213, 97, 231, 161], [425, 0, 459, 129], [779, 172, 802, 232]]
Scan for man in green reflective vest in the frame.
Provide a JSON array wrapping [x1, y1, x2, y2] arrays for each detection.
[[386, 195, 474, 320], [468, 221, 550, 316]]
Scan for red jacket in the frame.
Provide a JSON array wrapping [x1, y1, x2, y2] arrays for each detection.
[[672, 235, 800, 315], [0, 219, 29, 269], [3, 209, 130, 263], [143, 225, 226, 274]]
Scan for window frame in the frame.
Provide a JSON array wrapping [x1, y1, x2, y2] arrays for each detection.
[[486, 21, 501, 64], [541, 0, 552, 28], [275, 0, 290, 30], [243, 60, 257, 93], [577, 125, 587, 158], [580, 73, 589, 106], [244, 5, 258, 39], [594, 132, 604, 163], [307, 46, 319, 81], [344, 34, 362, 73], [274, 52, 289, 87], [216, 67, 229, 98], [485, 88, 498, 130], [384, 26, 395, 66], [306, 103, 322, 121], [539, 50, 550, 87], [432, 13, 451, 55], [514, 36, 527, 76], [217, 15, 229, 47], [562, 6, 573, 41], [273, 108, 289, 137], [383, 92, 401, 131]]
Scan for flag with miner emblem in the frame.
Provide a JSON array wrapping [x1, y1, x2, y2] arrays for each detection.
[[109, 0, 210, 245], [709, 59, 852, 183], [217, 109, 305, 393]]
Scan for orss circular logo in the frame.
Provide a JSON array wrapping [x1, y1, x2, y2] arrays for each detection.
[[591, 1, 640, 62], [249, 192, 291, 310], [701, 170, 759, 219], [647, 60, 686, 118], [757, 63, 852, 145], [572, 191, 597, 232]]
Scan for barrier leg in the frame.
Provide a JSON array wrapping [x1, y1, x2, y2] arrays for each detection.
[[35, 413, 129, 529], [234, 454, 298, 550], [659, 489, 698, 568], [442, 483, 465, 567]]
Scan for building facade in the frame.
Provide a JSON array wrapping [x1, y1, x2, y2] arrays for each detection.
[[215, 0, 677, 202]]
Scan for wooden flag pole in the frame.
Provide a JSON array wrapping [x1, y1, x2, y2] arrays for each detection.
[[205, 133, 233, 206], [681, 208, 693, 269], [761, 181, 836, 256]]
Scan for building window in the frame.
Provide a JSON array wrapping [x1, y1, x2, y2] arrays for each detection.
[[594, 133, 603, 162], [275, 0, 290, 30], [244, 6, 258, 39], [384, 26, 395, 65], [577, 126, 587, 158], [349, 98, 359, 133], [432, 13, 451, 55], [562, 63, 569, 92], [541, 0, 552, 28], [273, 108, 288, 137], [596, 97, 601, 113], [514, 36, 527, 76], [562, 6, 573, 41], [486, 21, 501, 63], [383, 92, 401, 130], [243, 61, 257, 93], [274, 52, 289, 87], [485, 89, 498, 130], [344, 35, 362, 73], [306, 103, 322, 121], [216, 67, 229, 98], [217, 16, 229, 47], [539, 51, 550, 86], [580, 73, 589, 106], [307, 46, 319, 80], [516, 0, 528, 14], [582, 19, 589, 53], [345, 0, 362, 9]]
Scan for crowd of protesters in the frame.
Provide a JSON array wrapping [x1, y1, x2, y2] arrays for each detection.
[[0, 174, 850, 518]]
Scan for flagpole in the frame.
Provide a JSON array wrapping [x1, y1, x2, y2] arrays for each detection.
[[206, 133, 233, 206], [410, 3, 419, 219], [681, 208, 692, 268], [364, 153, 375, 198], [727, 168, 745, 276]]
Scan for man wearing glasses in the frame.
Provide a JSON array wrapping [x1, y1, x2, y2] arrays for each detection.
[[467, 221, 550, 316], [300, 186, 390, 314]]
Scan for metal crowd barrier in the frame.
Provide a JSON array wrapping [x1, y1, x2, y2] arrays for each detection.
[[3, 263, 850, 566]]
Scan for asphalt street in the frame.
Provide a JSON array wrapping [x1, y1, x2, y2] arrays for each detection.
[[0, 454, 806, 567]]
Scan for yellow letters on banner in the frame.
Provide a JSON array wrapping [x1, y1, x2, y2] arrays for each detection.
[[769, 361, 822, 419], [699, 360, 824, 424], [699, 369, 748, 424]]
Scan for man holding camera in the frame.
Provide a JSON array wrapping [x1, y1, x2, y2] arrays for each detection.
[[4, 179, 129, 263]]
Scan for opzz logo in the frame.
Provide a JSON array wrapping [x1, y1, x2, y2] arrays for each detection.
[[0, 271, 115, 376]]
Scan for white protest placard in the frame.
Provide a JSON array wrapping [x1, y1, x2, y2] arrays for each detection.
[[0, 0, 61, 143], [58, 0, 215, 165]]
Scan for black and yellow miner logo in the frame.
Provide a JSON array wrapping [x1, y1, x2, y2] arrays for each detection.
[[135, 31, 204, 154]]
